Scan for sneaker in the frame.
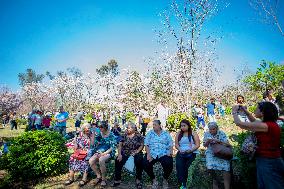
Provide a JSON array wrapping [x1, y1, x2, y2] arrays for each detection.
[[162, 179, 169, 189], [151, 179, 159, 189]]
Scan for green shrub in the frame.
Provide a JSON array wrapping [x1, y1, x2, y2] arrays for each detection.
[[231, 132, 257, 189], [126, 112, 136, 122], [166, 113, 196, 132], [188, 154, 211, 188], [84, 113, 93, 123], [248, 105, 257, 113], [0, 130, 69, 180], [225, 107, 232, 115], [16, 118, 27, 126]]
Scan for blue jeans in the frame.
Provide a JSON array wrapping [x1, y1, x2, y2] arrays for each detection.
[[256, 157, 284, 189], [197, 116, 205, 128], [54, 126, 66, 136], [35, 124, 42, 130], [176, 152, 196, 187]]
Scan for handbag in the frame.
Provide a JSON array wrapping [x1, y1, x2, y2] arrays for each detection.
[[71, 149, 88, 160], [211, 143, 233, 160], [124, 155, 135, 173], [95, 144, 110, 153], [241, 133, 257, 160]]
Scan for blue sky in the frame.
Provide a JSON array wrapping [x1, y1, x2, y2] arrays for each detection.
[[0, 0, 283, 89]]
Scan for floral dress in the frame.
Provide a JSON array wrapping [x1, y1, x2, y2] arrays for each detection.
[[93, 131, 117, 158], [121, 132, 144, 156], [69, 135, 90, 172], [203, 130, 230, 171]]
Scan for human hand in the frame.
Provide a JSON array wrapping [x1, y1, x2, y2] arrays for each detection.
[[117, 154, 122, 162], [147, 154, 153, 162]]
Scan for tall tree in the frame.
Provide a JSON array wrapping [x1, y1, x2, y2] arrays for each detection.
[[96, 65, 110, 77], [155, 0, 221, 113], [243, 60, 284, 94], [0, 86, 22, 114], [250, 0, 284, 36], [108, 59, 119, 77], [18, 68, 45, 87]]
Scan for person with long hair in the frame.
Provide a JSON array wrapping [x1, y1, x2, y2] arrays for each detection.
[[232, 101, 284, 189], [175, 119, 200, 189]]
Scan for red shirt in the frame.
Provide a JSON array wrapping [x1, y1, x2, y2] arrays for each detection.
[[255, 121, 281, 158], [42, 118, 51, 127]]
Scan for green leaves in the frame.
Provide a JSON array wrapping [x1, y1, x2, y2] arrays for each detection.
[[166, 113, 196, 132], [243, 60, 284, 93], [0, 130, 68, 181]]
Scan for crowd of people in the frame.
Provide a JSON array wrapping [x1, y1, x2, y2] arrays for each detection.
[[1, 82, 283, 189], [62, 92, 283, 189]]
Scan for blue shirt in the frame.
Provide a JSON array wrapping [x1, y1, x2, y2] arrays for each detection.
[[55, 112, 69, 127], [145, 129, 173, 159], [206, 103, 215, 115]]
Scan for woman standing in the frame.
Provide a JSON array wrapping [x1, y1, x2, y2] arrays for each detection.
[[65, 123, 91, 187], [232, 102, 284, 189], [112, 122, 144, 188], [89, 121, 117, 187], [203, 122, 231, 189], [175, 119, 200, 189]]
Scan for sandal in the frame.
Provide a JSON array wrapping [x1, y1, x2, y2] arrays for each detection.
[[100, 180, 107, 187], [78, 180, 87, 187], [136, 182, 142, 189], [93, 177, 102, 185], [64, 179, 74, 185]]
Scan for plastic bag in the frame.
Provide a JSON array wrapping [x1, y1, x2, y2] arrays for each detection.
[[124, 155, 135, 173]]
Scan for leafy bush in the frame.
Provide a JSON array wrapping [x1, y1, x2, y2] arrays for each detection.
[[231, 132, 257, 189], [188, 154, 211, 188], [126, 112, 136, 122], [225, 107, 232, 115], [0, 130, 69, 180], [84, 113, 94, 123], [248, 105, 257, 113], [16, 118, 27, 126], [166, 113, 196, 132]]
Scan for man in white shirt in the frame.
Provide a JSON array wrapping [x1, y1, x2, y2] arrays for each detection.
[[157, 101, 169, 129]]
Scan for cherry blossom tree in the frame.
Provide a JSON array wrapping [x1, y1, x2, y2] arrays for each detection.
[[0, 86, 22, 114]]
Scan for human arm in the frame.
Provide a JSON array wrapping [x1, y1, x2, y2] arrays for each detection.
[[167, 132, 173, 156], [145, 145, 153, 162], [185, 131, 200, 153], [203, 132, 212, 147], [236, 105, 256, 122], [175, 131, 181, 152], [232, 105, 268, 132], [117, 142, 123, 161]]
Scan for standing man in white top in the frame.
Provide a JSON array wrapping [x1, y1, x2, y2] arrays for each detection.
[[157, 101, 170, 129]]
